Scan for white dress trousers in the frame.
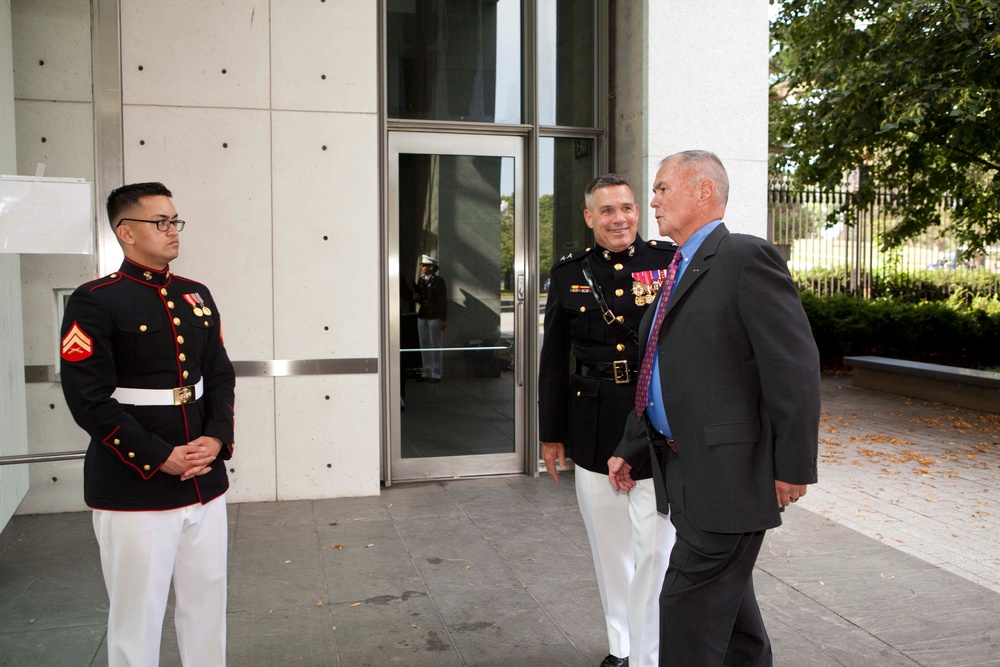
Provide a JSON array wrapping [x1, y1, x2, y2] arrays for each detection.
[[93, 494, 228, 667], [575, 467, 674, 667], [416, 317, 444, 379]]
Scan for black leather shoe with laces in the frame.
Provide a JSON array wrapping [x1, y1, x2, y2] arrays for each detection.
[[599, 655, 628, 667]]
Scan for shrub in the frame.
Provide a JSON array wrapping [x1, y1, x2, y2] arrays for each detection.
[[792, 267, 1000, 304], [799, 292, 1000, 370]]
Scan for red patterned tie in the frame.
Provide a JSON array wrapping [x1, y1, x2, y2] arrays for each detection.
[[634, 251, 683, 416]]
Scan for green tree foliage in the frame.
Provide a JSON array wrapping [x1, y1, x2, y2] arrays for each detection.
[[539, 193, 554, 275], [500, 193, 554, 285], [770, 1, 1000, 251], [500, 194, 514, 277]]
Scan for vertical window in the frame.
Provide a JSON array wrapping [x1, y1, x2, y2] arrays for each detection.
[[538, 136, 596, 292], [537, 0, 595, 127], [386, 0, 523, 123]]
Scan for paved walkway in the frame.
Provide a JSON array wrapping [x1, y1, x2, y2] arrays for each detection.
[[805, 376, 1000, 593], [1, 377, 999, 666]]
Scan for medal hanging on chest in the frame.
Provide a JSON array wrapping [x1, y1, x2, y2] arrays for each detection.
[[183, 292, 213, 317], [631, 269, 671, 306]]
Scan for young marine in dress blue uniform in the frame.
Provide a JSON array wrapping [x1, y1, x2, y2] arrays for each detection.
[[60, 182, 235, 667]]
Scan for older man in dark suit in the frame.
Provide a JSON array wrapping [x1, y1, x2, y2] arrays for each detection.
[[608, 150, 820, 666]]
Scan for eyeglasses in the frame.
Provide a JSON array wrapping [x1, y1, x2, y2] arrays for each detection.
[[117, 218, 186, 232]]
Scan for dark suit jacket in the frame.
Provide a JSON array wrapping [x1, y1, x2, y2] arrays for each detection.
[[615, 224, 819, 534]]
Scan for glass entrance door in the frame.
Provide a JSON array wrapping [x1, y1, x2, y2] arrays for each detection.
[[387, 132, 526, 481]]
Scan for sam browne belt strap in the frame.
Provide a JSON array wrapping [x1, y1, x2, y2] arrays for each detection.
[[580, 256, 640, 345]]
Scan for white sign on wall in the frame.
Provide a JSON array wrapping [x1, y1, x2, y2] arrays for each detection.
[[0, 175, 93, 254]]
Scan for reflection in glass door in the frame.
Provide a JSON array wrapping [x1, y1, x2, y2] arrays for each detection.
[[387, 133, 525, 481]]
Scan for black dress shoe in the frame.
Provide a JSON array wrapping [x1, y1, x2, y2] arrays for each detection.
[[599, 656, 628, 667]]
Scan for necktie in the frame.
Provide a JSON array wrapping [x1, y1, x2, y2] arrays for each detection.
[[634, 251, 683, 416]]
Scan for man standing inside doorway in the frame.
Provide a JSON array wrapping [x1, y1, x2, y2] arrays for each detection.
[[539, 174, 677, 667], [414, 254, 448, 382], [60, 182, 236, 666]]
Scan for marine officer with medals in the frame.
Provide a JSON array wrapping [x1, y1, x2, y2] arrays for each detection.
[[538, 173, 677, 667], [60, 182, 235, 667]]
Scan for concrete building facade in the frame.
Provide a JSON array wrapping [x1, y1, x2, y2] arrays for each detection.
[[1, 0, 768, 522]]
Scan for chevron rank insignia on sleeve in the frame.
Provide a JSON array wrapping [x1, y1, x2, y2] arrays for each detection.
[[61, 322, 93, 362]]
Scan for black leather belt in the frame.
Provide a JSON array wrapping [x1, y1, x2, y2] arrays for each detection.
[[577, 360, 637, 384], [645, 419, 678, 453]]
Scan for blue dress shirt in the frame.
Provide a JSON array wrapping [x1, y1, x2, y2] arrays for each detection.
[[645, 220, 724, 437]]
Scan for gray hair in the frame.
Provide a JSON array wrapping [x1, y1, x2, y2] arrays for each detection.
[[659, 151, 729, 206]]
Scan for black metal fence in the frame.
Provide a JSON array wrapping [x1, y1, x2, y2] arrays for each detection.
[[767, 177, 1000, 299]]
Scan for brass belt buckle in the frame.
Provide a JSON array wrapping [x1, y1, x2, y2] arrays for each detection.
[[173, 385, 195, 405], [612, 360, 630, 384], [603, 309, 616, 325]]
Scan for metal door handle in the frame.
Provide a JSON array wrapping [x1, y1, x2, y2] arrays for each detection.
[[515, 274, 525, 387], [515, 301, 524, 387]]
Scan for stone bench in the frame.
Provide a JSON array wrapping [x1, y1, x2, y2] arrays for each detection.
[[843, 355, 1000, 414]]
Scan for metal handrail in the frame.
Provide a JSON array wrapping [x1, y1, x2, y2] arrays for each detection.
[[0, 450, 86, 466]]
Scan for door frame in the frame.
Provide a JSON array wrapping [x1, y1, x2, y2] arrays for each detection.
[[383, 131, 531, 483]]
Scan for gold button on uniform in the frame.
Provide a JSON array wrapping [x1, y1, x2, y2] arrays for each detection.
[[128, 452, 135, 458], [177, 335, 185, 344], [204, 321, 210, 326], [167, 301, 175, 309], [615, 288, 624, 297], [183, 370, 189, 379], [110, 273, 118, 278], [113, 439, 120, 445], [616, 343, 625, 352], [617, 315, 624, 323], [173, 317, 181, 326], [614, 263, 623, 271], [579, 306, 586, 312], [143, 464, 151, 471], [178, 353, 186, 362], [139, 324, 147, 332], [650, 240, 658, 246], [160, 288, 167, 296], [576, 391, 581, 397]]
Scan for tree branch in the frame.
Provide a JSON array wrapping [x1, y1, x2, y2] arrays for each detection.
[[943, 143, 1000, 172]]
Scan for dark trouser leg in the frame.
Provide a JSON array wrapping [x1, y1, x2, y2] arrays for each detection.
[[658, 454, 770, 667], [723, 576, 772, 666]]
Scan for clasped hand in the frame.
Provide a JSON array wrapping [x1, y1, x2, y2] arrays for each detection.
[[161, 436, 223, 481]]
